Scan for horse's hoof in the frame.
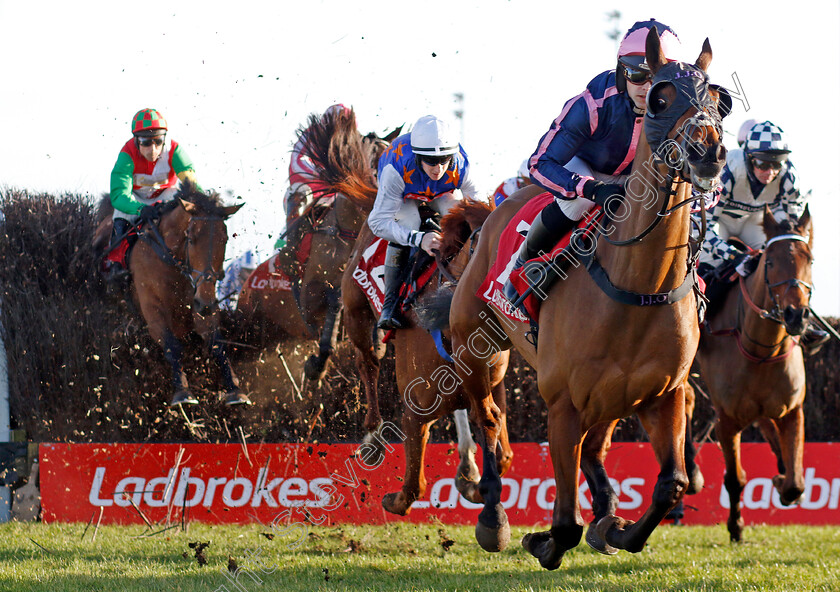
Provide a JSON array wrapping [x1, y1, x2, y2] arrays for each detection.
[[522, 531, 563, 570], [687, 465, 705, 495], [585, 521, 618, 555], [303, 354, 328, 381], [225, 391, 253, 406], [595, 515, 633, 552], [381, 492, 411, 516], [455, 478, 482, 504], [171, 390, 198, 406], [475, 507, 510, 552]]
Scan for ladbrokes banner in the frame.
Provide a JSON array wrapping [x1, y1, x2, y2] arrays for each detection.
[[41, 441, 840, 525]]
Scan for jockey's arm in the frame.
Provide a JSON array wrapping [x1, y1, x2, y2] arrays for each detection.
[[367, 164, 423, 248], [458, 164, 480, 200], [529, 97, 593, 200], [772, 165, 806, 222], [172, 145, 202, 192], [109, 152, 144, 215]]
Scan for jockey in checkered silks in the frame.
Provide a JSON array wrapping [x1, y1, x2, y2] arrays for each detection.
[[696, 120, 829, 352]]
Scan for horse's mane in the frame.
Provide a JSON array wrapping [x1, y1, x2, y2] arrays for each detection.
[[174, 181, 227, 216], [296, 108, 378, 209], [438, 198, 494, 261], [96, 194, 114, 223]]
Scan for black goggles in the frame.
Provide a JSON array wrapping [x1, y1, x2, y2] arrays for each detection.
[[420, 154, 452, 166], [137, 136, 165, 147], [752, 158, 783, 171], [623, 65, 652, 84]]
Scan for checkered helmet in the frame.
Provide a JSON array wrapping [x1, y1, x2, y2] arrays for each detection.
[[745, 120, 791, 161], [132, 108, 167, 137]]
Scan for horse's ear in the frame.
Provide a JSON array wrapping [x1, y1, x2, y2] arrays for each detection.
[[695, 38, 713, 72], [222, 203, 245, 219], [762, 205, 780, 236], [796, 204, 812, 238], [645, 27, 668, 75], [180, 198, 199, 214]]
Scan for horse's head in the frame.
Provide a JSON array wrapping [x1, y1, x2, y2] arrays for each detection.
[[644, 29, 730, 192], [173, 184, 244, 317], [761, 205, 814, 335]]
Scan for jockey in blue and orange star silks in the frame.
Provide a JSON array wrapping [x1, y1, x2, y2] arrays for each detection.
[[367, 114, 479, 330]]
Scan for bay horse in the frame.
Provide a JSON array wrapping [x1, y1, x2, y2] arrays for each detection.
[[235, 111, 395, 380], [447, 31, 730, 568], [689, 206, 814, 542], [97, 182, 245, 406], [340, 200, 513, 515]]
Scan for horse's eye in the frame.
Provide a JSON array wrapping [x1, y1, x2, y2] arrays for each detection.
[[766, 260, 774, 268]]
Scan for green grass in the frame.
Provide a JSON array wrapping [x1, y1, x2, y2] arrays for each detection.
[[0, 522, 838, 591]]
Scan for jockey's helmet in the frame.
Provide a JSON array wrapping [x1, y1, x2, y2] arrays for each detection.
[[518, 158, 530, 180], [737, 118, 758, 148], [410, 115, 459, 157], [324, 104, 351, 118], [744, 121, 791, 162], [616, 19, 681, 92], [132, 108, 167, 137]]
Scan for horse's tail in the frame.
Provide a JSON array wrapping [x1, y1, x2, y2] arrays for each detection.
[[95, 193, 114, 222], [414, 286, 455, 332], [297, 107, 378, 209]]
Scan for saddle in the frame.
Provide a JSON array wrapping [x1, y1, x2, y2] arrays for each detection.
[[478, 193, 603, 324]]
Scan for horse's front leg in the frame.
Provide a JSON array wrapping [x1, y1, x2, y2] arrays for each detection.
[[304, 286, 342, 381], [207, 328, 249, 405], [598, 386, 688, 553], [580, 420, 620, 555], [521, 394, 584, 570], [382, 411, 431, 516], [163, 330, 196, 405], [717, 412, 747, 542], [758, 405, 805, 506]]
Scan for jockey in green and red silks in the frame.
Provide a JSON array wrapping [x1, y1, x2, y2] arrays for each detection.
[[106, 108, 200, 282]]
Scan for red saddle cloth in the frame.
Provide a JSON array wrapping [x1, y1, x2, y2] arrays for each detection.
[[243, 253, 294, 292], [477, 192, 602, 323], [350, 236, 437, 314]]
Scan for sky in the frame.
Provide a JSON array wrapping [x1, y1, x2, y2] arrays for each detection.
[[1, 0, 838, 314]]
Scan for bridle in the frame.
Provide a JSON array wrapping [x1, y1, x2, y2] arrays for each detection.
[[708, 233, 812, 363], [138, 207, 228, 316]]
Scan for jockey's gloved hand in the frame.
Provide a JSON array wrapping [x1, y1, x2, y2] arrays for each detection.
[[139, 203, 162, 221], [735, 252, 759, 277], [583, 180, 626, 217]]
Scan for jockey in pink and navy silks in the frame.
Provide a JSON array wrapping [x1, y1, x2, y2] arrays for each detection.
[[492, 159, 532, 207], [503, 19, 682, 305], [367, 114, 479, 329], [106, 108, 199, 281]]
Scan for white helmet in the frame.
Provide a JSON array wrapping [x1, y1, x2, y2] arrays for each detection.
[[410, 115, 459, 156], [736, 118, 758, 148], [518, 158, 530, 179]]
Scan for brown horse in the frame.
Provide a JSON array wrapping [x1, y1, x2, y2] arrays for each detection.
[[235, 111, 395, 379], [97, 183, 245, 406], [340, 199, 513, 515], [689, 206, 813, 542], [447, 31, 729, 568]]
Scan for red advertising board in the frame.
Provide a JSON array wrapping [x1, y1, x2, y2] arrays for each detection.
[[40, 441, 840, 526]]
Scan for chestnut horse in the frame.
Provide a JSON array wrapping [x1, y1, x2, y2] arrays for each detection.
[[689, 206, 814, 542], [235, 112, 394, 379], [341, 200, 513, 515], [448, 31, 729, 568], [97, 183, 245, 406]]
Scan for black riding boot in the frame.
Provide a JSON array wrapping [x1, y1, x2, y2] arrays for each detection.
[[377, 243, 409, 330], [801, 325, 830, 357], [106, 218, 132, 283], [503, 200, 578, 304]]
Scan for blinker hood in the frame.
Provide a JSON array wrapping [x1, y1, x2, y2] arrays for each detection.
[[644, 62, 728, 160]]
